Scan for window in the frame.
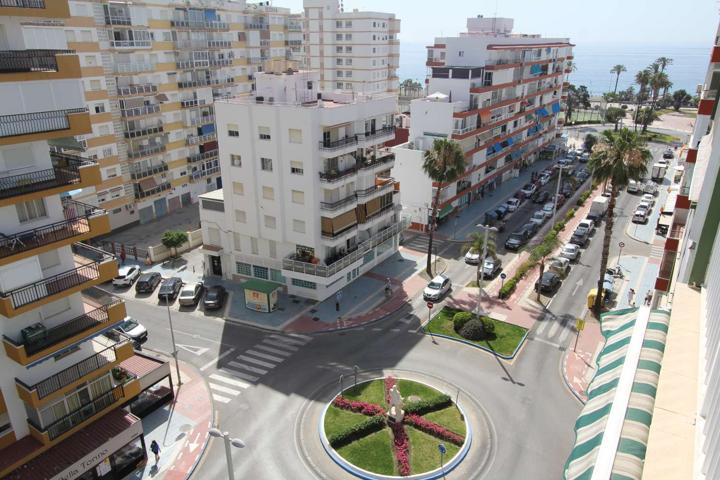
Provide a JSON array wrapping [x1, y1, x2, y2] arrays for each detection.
[[227, 123, 239, 137], [336, 46, 343, 53], [290, 161, 304, 175], [258, 126, 271, 140], [293, 219, 305, 233], [270, 268, 284, 283], [306, 81, 313, 90], [336, 34, 343, 41], [345, 21, 352, 27], [253, 265, 269, 279], [16, 199, 46, 223], [93, 103, 105, 114], [345, 34, 352, 41], [292, 278, 316, 289], [345, 83, 352, 89], [233, 232, 242, 251], [336, 20, 342, 28], [261, 157, 273, 171], [346, 46, 352, 53], [236, 262, 251, 276], [250, 237, 258, 254], [38, 250, 60, 270], [288, 128, 302, 144], [291, 190, 304, 204], [336, 82, 344, 89], [231, 154, 242, 167], [345, 58, 352, 66], [337, 71, 343, 78], [345, 71, 352, 77], [232, 182, 244, 195], [458, 51, 464, 57], [264, 215, 276, 229], [269, 240, 277, 258], [262, 186, 274, 200], [336, 58, 343, 65], [234, 209, 247, 223]]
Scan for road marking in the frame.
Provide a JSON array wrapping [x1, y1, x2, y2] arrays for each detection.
[[212, 394, 232, 404], [228, 361, 268, 375], [263, 339, 299, 351], [287, 333, 313, 341], [547, 320, 561, 338], [531, 336, 563, 349], [235, 354, 276, 369], [268, 334, 307, 346], [209, 374, 250, 389], [219, 367, 259, 383], [200, 348, 236, 372], [255, 344, 293, 356], [372, 327, 382, 331], [557, 327, 571, 344], [246, 349, 284, 362], [176, 344, 210, 356], [209, 383, 242, 396], [535, 322, 549, 336], [391, 328, 401, 332]]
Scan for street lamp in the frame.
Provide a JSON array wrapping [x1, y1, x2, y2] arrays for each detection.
[[474, 224, 498, 318], [209, 428, 245, 480], [551, 165, 566, 230], [166, 303, 182, 387]]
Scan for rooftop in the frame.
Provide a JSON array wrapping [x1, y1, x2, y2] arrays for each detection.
[[199, 189, 224, 201]]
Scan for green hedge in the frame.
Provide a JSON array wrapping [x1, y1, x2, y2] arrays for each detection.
[[404, 395, 452, 416], [327, 414, 386, 448], [453, 311, 473, 332], [576, 190, 591, 206]]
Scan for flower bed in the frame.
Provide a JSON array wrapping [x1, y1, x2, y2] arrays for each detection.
[[404, 414, 464, 446], [333, 396, 386, 416]]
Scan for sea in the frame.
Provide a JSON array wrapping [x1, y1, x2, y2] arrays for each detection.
[[398, 42, 709, 96]]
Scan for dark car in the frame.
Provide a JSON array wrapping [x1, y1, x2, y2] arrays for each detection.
[[571, 227, 590, 247], [523, 221, 539, 236], [535, 271, 561, 294], [158, 277, 183, 302], [533, 191, 550, 204], [203, 285, 228, 310], [505, 226, 532, 251], [663, 148, 674, 159], [494, 204, 509, 219], [135, 272, 162, 294]]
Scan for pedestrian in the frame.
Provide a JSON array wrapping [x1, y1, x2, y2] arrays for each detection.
[[644, 290, 653, 306], [150, 440, 160, 464], [628, 288, 636, 307]]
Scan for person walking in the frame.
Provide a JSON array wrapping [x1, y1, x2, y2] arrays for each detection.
[[628, 288, 636, 307], [644, 290, 653, 306], [150, 440, 161, 465]]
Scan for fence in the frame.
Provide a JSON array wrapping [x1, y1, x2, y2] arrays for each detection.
[[146, 229, 202, 263]]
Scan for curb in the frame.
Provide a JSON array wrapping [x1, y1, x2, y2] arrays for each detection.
[[560, 348, 588, 405], [624, 220, 652, 245], [421, 328, 529, 361], [184, 365, 215, 480]]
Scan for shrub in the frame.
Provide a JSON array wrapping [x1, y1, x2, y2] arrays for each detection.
[[565, 208, 576, 222], [481, 317, 495, 334], [404, 395, 452, 416], [333, 396, 386, 416], [404, 414, 465, 446], [388, 420, 411, 476], [328, 415, 386, 448], [452, 311, 473, 332], [499, 278, 517, 299], [459, 318, 486, 341]]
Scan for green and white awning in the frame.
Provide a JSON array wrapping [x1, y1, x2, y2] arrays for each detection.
[[564, 308, 670, 480]]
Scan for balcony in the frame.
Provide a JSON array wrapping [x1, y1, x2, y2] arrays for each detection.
[[209, 58, 232, 68], [124, 124, 164, 139], [120, 104, 160, 118], [356, 178, 395, 199], [3, 300, 126, 366], [178, 79, 210, 89], [0, 243, 117, 318], [0, 108, 90, 144], [190, 165, 220, 181], [0, 152, 99, 207], [114, 62, 155, 74], [171, 19, 229, 30], [130, 162, 168, 180], [186, 132, 217, 145], [116, 84, 157, 97], [176, 59, 209, 70], [127, 143, 166, 160], [188, 114, 215, 127], [320, 194, 357, 212], [319, 135, 359, 152], [361, 126, 396, 145], [109, 39, 151, 49], [134, 181, 171, 200], [0, 50, 79, 80], [188, 149, 218, 163], [181, 98, 207, 109], [319, 164, 358, 183], [104, 14, 131, 26], [0, 199, 109, 266], [0, 0, 70, 18], [358, 151, 395, 172]]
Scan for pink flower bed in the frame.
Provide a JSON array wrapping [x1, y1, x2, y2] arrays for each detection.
[[384, 376, 397, 405], [404, 414, 465, 446], [332, 396, 385, 416], [388, 420, 411, 476]]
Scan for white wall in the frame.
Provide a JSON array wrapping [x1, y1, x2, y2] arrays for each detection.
[[391, 146, 431, 226], [0, 79, 85, 116]]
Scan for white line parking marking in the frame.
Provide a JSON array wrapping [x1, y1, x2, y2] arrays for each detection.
[[246, 349, 284, 362], [209, 383, 242, 396], [255, 344, 293, 356], [209, 374, 250, 389], [228, 361, 268, 375], [219, 367, 259, 383], [557, 327, 571, 344], [236, 354, 276, 369]]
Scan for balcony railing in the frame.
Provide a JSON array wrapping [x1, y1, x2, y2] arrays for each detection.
[[0, 199, 104, 259], [358, 152, 395, 171], [117, 84, 157, 97], [0, 49, 74, 74], [356, 179, 394, 198], [0, 243, 114, 310], [319, 135, 359, 151], [0, 108, 87, 138], [181, 98, 207, 109], [319, 165, 357, 183], [121, 104, 160, 118], [362, 126, 395, 143], [114, 62, 155, 74], [171, 19, 229, 30], [127, 144, 166, 159], [0, 0, 45, 7], [191, 165, 220, 180], [124, 124, 164, 139], [104, 15, 131, 26], [209, 58, 232, 67], [178, 79, 210, 89], [188, 149, 218, 163], [135, 182, 171, 199], [130, 163, 168, 180], [188, 114, 215, 127], [110, 39, 152, 49], [0, 152, 94, 200], [186, 132, 216, 145], [320, 194, 357, 211], [4, 300, 122, 357]]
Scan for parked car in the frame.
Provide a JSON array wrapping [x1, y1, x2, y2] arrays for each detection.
[[523, 221, 539, 236], [520, 183, 537, 197], [505, 226, 532, 251], [542, 202, 555, 218], [579, 152, 590, 163], [637, 200, 653, 213], [482, 257, 502, 278], [529, 210, 547, 226], [538, 173, 551, 186], [505, 197, 521, 212], [535, 271, 562, 294], [641, 193, 656, 206], [643, 182, 658, 195], [558, 158, 573, 167], [113, 265, 140, 287], [533, 191, 551, 204], [549, 257, 571, 277], [560, 243, 581, 261], [464, 248, 482, 265], [109, 316, 148, 344], [494, 204, 509, 219], [571, 227, 590, 247], [203, 285, 228, 310], [178, 281, 205, 306], [561, 184, 574, 198], [158, 277, 183, 302], [627, 180, 640, 193], [632, 209, 649, 224], [135, 272, 162, 294], [578, 218, 595, 233], [663, 148, 674, 159], [554, 194, 566, 207], [423, 274, 452, 301]]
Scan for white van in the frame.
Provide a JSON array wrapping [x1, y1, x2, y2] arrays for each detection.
[[627, 180, 639, 193]]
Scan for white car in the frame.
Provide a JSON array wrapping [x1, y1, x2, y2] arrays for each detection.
[[542, 202, 555, 218], [643, 182, 658, 195], [520, 183, 537, 197], [505, 197, 521, 212], [578, 218, 595, 232], [560, 243, 581, 261], [539, 173, 551, 186], [464, 249, 481, 265], [112, 316, 148, 344], [632, 209, 649, 224], [530, 210, 547, 225], [627, 180, 640, 193], [113, 265, 140, 287], [637, 200, 652, 213], [641, 193, 655, 206], [423, 274, 452, 301]]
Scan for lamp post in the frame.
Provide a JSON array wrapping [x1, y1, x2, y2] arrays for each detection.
[[208, 428, 245, 480], [474, 224, 498, 318], [166, 303, 182, 387], [551, 165, 566, 230]]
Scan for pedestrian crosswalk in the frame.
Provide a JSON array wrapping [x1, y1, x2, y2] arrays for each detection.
[[402, 233, 448, 254], [208, 333, 313, 404], [533, 315, 573, 348], [650, 244, 664, 258]]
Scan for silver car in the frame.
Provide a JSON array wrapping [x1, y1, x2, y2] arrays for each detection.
[[423, 275, 451, 301], [178, 281, 205, 306]]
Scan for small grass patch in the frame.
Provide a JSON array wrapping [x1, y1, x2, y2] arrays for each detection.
[[324, 405, 370, 439], [336, 428, 396, 475], [406, 426, 461, 474], [426, 306, 527, 357], [640, 131, 682, 145], [397, 379, 441, 402], [424, 405, 466, 437], [343, 379, 386, 407]]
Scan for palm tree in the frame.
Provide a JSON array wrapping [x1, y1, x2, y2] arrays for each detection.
[[588, 129, 650, 315], [633, 69, 652, 130], [655, 56, 673, 74], [464, 231, 497, 286], [610, 64, 627, 94], [422, 139, 466, 276]]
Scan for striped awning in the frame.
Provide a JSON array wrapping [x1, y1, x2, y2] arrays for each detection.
[[564, 308, 670, 480]]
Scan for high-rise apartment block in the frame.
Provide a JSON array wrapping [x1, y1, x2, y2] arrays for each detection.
[[199, 70, 403, 300], [392, 16, 572, 230], [303, 0, 400, 94], [0, 1, 171, 477]]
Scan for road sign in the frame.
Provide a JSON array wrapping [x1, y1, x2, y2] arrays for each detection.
[[576, 318, 586, 331], [427, 302, 434, 309], [618, 241, 625, 248], [438, 443, 447, 455], [500, 273, 507, 280]]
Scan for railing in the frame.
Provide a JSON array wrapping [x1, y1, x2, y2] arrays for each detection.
[[363, 126, 395, 143], [0, 108, 87, 138], [124, 124, 164, 139], [181, 98, 207, 109], [117, 84, 157, 97], [4, 300, 121, 356], [186, 132, 216, 145], [130, 163, 168, 180], [321, 225, 357, 240], [362, 203, 396, 223], [188, 149, 218, 163], [127, 144, 166, 159], [669, 223, 686, 239], [358, 152, 395, 171], [207, 40, 231, 48], [0, 0, 45, 7], [171, 19, 229, 30], [356, 180, 394, 198], [0, 49, 74, 74], [0, 152, 93, 199], [178, 79, 209, 89], [188, 115, 215, 127], [0, 199, 104, 259], [319, 135, 359, 151], [0, 243, 113, 309], [104, 15, 131, 26], [287, 24, 302, 31], [120, 104, 160, 118], [246, 22, 269, 30], [320, 194, 357, 211], [283, 218, 408, 278], [110, 39, 152, 49], [209, 58, 232, 67], [176, 60, 207, 69], [319, 165, 358, 183], [135, 182, 171, 199], [191, 165, 220, 180], [114, 62, 155, 74]]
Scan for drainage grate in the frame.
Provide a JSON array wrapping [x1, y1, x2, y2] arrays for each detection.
[[310, 308, 317, 314], [312, 316, 320, 322]]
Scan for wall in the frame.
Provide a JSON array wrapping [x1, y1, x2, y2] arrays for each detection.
[[390, 145, 431, 226]]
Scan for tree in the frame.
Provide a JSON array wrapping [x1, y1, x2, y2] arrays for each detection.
[[577, 85, 591, 109], [565, 84, 591, 123], [422, 139, 466, 275], [672, 89, 692, 111], [464, 230, 497, 289], [161, 230, 189, 258], [655, 56, 673, 74], [584, 133, 598, 151], [633, 69, 652, 130], [636, 107, 660, 132], [605, 107, 627, 131], [610, 64, 627, 94], [618, 86, 635, 103], [588, 129, 650, 315]]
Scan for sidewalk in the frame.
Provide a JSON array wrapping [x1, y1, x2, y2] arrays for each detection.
[[562, 317, 603, 403], [127, 359, 213, 480]]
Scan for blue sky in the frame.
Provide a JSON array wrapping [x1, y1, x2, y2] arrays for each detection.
[[283, 0, 718, 46]]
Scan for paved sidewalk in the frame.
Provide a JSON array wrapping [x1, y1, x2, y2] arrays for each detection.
[[562, 316, 603, 403], [127, 359, 213, 480]]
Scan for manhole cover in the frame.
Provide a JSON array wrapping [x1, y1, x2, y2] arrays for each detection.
[[310, 308, 317, 314], [313, 316, 320, 321]]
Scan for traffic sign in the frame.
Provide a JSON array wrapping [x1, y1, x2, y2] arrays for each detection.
[[438, 443, 447, 455], [500, 273, 507, 280], [427, 301, 434, 309], [576, 318, 586, 331], [618, 241, 625, 248]]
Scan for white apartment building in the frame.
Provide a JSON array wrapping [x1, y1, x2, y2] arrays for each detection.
[[303, 0, 400, 94], [199, 70, 403, 300], [392, 16, 572, 231]]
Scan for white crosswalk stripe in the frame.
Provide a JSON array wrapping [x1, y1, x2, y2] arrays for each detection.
[[209, 374, 250, 389], [228, 361, 268, 375], [268, 334, 307, 346], [547, 321, 561, 338], [286, 333, 313, 341], [219, 367, 259, 383], [263, 339, 299, 351], [246, 349, 284, 362], [209, 383, 242, 396], [236, 354, 277, 369], [557, 327, 571, 344], [212, 394, 232, 404], [254, 344, 293, 356]]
